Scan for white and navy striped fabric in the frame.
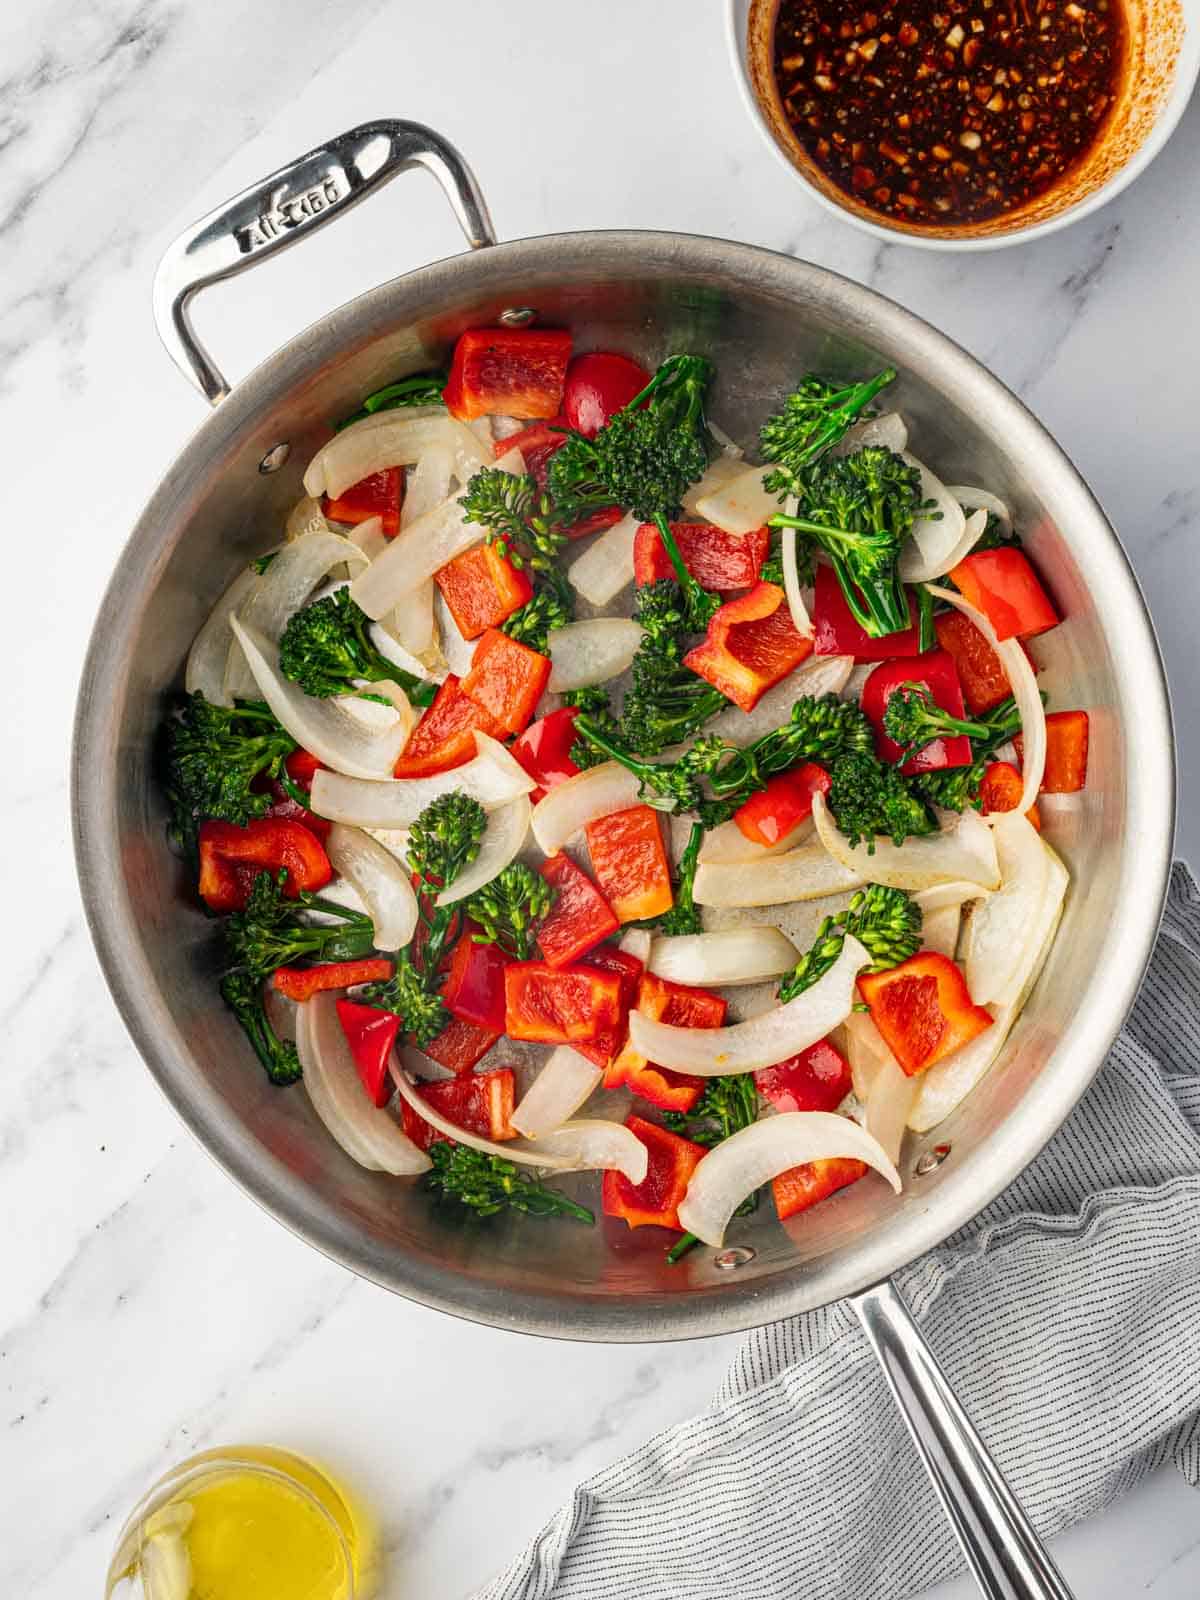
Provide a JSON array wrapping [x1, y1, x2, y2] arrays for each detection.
[[478, 863, 1200, 1600]]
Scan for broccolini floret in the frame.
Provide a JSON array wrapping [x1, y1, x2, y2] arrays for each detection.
[[777, 885, 922, 1004], [770, 447, 927, 638], [465, 863, 555, 960], [425, 1142, 595, 1222], [278, 588, 437, 704], [760, 368, 897, 497], [162, 693, 297, 861], [824, 750, 938, 850]]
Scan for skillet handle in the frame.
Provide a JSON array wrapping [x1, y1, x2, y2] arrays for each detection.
[[851, 1279, 1076, 1600], [152, 119, 495, 406]]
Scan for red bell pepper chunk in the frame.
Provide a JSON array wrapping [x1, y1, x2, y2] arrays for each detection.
[[511, 707, 582, 802], [434, 544, 533, 640], [460, 628, 551, 738], [259, 747, 330, 839], [859, 952, 993, 1076], [271, 957, 394, 1005], [812, 564, 925, 660], [536, 854, 620, 969], [443, 328, 572, 421], [493, 417, 568, 485], [602, 1114, 707, 1231], [422, 1017, 500, 1075], [978, 761, 1041, 829], [393, 675, 504, 778], [584, 804, 675, 924], [861, 649, 973, 774], [573, 945, 645, 1067], [948, 548, 1059, 641], [563, 352, 650, 438], [490, 422, 622, 535], [933, 611, 1011, 715], [773, 1158, 868, 1221], [197, 817, 332, 912], [755, 1037, 852, 1113], [1017, 709, 1089, 794], [440, 930, 509, 1031], [323, 467, 404, 538], [683, 582, 814, 713], [504, 962, 622, 1044], [633, 522, 769, 592], [400, 1067, 518, 1151], [733, 763, 831, 847], [335, 1000, 401, 1108], [602, 974, 725, 1112]]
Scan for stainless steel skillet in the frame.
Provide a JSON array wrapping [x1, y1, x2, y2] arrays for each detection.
[[72, 120, 1175, 1600]]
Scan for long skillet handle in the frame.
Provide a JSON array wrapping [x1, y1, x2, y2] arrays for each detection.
[[851, 1279, 1076, 1600], [153, 119, 496, 406]]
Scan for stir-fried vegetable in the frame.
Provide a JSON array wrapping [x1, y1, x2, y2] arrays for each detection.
[[424, 1142, 595, 1222], [777, 885, 922, 1002], [278, 587, 437, 704], [163, 694, 297, 859], [760, 369, 897, 496]]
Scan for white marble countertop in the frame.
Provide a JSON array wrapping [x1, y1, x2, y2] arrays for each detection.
[[3, 1, 1198, 1594]]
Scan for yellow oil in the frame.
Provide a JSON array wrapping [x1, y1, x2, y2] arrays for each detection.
[[111, 1446, 377, 1600]]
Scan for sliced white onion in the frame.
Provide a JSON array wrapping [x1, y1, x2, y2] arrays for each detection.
[[698, 818, 805, 865], [913, 881, 989, 912], [811, 792, 1000, 892], [510, 1048, 603, 1138], [436, 794, 531, 906], [376, 588, 441, 669], [239, 529, 368, 644], [325, 823, 419, 951], [694, 840, 864, 908], [962, 812, 1050, 1004], [304, 414, 456, 500], [186, 563, 262, 705], [350, 444, 524, 621], [897, 453, 967, 583], [681, 456, 744, 516], [914, 505, 988, 583], [231, 618, 413, 779], [567, 512, 641, 606], [547, 619, 644, 692], [531, 762, 645, 855], [391, 1053, 645, 1181], [629, 935, 869, 1075], [926, 585, 1046, 813], [842, 1010, 896, 1102], [945, 484, 1012, 531], [297, 996, 431, 1175], [403, 442, 454, 526], [285, 496, 330, 543], [311, 731, 534, 826], [909, 845, 1067, 1131], [445, 418, 496, 485], [865, 1056, 919, 1166], [678, 1109, 901, 1246], [648, 926, 799, 988], [707, 419, 744, 459], [618, 927, 653, 965], [919, 902, 962, 960], [781, 523, 814, 639], [834, 411, 909, 455], [370, 613, 443, 684], [707, 653, 855, 743], [347, 515, 388, 562], [693, 462, 780, 536]]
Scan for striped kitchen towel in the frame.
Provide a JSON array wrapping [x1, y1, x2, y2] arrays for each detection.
[[477, 862, 1200, 1600]]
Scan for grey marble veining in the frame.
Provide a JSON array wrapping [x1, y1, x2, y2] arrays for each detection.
[[2, 1, 1198, 1595]]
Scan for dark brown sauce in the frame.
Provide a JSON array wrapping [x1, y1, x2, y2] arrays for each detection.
[[771, 0, 1128, 227]]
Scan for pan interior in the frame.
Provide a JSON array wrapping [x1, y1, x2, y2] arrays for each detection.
[[74, 235, 1172, 1339]]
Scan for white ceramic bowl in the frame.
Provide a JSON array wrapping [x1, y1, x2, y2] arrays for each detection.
[[726, 0, 1199, 250]]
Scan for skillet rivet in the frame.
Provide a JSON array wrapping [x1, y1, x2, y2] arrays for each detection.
[[714, 1246, 756, 1269], [498, 306, 537, 327], [915, 1143, 952, 1176], [258, 443, 291, 474]]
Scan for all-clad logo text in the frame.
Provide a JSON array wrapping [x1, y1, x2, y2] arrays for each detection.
[[234, 171, 346, 253]]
